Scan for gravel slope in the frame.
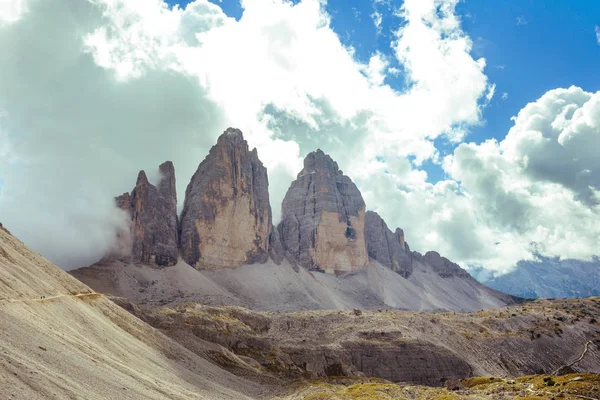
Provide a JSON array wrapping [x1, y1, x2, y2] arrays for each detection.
[[0, 229, 264, 400], [71, 258, 513, 312]]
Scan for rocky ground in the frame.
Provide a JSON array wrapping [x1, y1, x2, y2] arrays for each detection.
[[110, 296, 600, 388]]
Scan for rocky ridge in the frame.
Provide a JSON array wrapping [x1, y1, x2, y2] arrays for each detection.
[[179, 128, 272, 269]]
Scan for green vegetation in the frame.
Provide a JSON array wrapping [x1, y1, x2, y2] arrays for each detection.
[[285, 374, 600, 400]]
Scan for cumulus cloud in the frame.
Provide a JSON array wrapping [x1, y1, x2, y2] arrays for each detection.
[[0, 0, 494, 269], [443, 87, 600, 270], [0, 0, 596, 276], [0, 0, 226, 268], [595, 26, 600, 44]]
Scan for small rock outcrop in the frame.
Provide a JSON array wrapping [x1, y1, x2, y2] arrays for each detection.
[[278, 150, 368, 273], [111, 161, 179, 266], [0, 222, 10, 235], [364, 211, 412, 277], [424, 251, 471, 278], [179, 128, 272, 269], [268, 225, 285, 265]]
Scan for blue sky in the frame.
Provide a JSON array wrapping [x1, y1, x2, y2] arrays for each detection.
[[166, 0, 600, 183]]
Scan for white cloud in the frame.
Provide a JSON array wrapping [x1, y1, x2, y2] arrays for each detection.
[[364, 52, 388, 86], [0, 0, 493, 269], [371, 9, 382, 35], [0, 0, 27, 23], [501, 92, 508, 100], [516, 16, 527, 25], [485, 83, 496, 104], [0, 0, 227, 268], [596, 26, 600, 45], [443, 87, 600, 271], [2, 0, 596, 277]]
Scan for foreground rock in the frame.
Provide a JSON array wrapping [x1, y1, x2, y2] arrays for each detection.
[[364, 211, 412, 277], [179, 128, 272, 269], [278, 150, 368, 273], [113, 297, 600, 387], [111, 161, 179, 266]]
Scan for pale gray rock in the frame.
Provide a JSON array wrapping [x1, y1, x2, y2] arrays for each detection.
[[278, 150, 368, 273], [179, 128, 272, 269], [364, 211, 412, 277]]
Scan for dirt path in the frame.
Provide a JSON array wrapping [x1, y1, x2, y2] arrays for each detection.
[[0, 292, 100, 304], [552, 340, 594, 375]]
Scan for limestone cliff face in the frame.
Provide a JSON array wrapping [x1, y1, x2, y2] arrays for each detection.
[[364, 211, 412, 277], [179, 128, 272, 269], [278, 150, 368, 273], [110, 161, 179, 266]]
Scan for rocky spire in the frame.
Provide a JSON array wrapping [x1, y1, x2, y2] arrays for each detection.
[[277, 150, 368, 273], [109, 161, 179, 266], [364, 211, 412, 278], [179, 128, 272, 269]]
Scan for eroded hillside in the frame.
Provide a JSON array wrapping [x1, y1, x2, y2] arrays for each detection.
[[110, 296, 600, 387]]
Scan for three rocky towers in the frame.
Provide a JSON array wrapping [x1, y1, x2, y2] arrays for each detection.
[[111, 127, 453, 278]]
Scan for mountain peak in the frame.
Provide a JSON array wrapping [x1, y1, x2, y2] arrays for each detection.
[[279, 152, 367, 273], [180, 128, 272, 269]]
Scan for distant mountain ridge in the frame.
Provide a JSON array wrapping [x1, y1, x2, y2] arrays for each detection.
[[473, 256, 600, 299]]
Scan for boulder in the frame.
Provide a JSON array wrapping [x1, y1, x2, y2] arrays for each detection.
[[179, 128, 272, 269], [278, 150, 368, 273]]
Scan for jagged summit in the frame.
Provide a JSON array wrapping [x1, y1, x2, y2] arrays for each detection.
[[278, 149, 368, 273], [222, 126, 244, 139], [109, 161, 179, 266], [179, 129, 272, 269], [299, 149, 340, 175]]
